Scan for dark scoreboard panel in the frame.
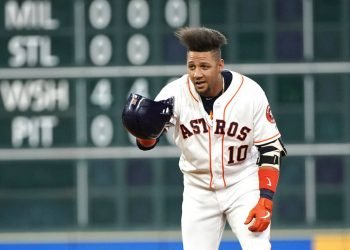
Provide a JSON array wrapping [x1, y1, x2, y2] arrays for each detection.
[[0, 0, 189, 151]]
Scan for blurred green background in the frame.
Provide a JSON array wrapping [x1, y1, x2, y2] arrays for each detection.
[[0, 0, 349, 233]]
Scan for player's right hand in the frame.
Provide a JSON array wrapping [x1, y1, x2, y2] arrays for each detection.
[[244, 198, 273, 232]]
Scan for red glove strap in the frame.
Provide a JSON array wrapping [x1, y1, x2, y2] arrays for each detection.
[[137, 138, 157, 147], [258, 167, 279, 193]]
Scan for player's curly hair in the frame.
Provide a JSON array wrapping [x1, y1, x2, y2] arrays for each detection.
[[175, 26, 227, 58]]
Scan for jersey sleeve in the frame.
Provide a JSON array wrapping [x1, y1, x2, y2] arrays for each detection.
[[253, 86, 281, 145], [154, 77, 183, 127]]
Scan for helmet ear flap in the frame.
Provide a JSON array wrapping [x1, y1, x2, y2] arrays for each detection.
[[122, 93, 174, 139]]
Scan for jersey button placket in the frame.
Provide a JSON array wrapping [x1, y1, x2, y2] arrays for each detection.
[[210, 120, 220, 189], [214, 102, 225, 188], [213, 135, 224, 188]]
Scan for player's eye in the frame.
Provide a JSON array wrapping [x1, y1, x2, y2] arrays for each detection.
[[188, 65, 195, 70]]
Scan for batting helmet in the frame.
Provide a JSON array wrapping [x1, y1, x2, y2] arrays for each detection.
[[122, 93, 174, 139]]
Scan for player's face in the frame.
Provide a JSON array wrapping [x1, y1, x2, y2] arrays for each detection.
[[187, 51, 224, 97]]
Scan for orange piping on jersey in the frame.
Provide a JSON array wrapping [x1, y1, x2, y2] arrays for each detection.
[[208, 126, 214, 189], [254, 132, 281, 144], [221, 74, 245, 187], [187, 76, 199, 102]]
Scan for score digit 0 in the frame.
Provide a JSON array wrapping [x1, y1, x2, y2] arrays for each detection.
[[90, 114, 113, 147]]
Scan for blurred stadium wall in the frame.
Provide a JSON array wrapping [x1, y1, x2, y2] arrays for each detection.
[[0, 0, 349, 249]]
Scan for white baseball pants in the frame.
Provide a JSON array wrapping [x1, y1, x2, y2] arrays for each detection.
[[181, 172, 271, 250]]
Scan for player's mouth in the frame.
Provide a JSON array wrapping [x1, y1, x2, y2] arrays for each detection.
[[195, 81, 206, 88]]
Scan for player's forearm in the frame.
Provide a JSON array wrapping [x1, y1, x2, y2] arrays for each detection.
[[258, 166, 279, 200], [256, 138, 287, 200], [245, 166, 279, 232]]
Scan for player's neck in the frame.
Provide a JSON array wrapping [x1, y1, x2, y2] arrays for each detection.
[[216, 76, 225, 97], [203, 76, 225, 99]]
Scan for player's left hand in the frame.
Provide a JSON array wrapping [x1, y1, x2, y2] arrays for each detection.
[[244, 198, 273, 232]]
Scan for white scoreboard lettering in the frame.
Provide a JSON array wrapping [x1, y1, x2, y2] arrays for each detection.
[[0, 79, 69, 112], [5, 0, 59, 30], [2, 0, 67, 149], [12, 115, 58, 147], [5, 0, 59, 67], [8, 35, 58, 67]]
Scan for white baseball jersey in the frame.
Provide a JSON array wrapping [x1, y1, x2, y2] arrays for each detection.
[[155, 70, 281, 190]]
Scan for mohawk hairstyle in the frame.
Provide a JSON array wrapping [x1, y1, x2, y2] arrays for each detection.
[[175, 26, 227, 53]]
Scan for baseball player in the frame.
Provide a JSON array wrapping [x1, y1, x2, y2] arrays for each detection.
[[122, 27, 286, 250]]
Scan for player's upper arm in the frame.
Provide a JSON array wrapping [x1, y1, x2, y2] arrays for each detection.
[[155, 77, 184, 127], [252, 83, 281, 145]]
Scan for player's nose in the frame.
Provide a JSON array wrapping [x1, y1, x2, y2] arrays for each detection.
[[194, 68, 203, 78]]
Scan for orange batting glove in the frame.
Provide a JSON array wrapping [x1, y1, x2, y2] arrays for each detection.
[[244, 198, 273, 232]]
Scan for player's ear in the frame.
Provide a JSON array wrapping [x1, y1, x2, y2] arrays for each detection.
[[218, 58, 224, 70]]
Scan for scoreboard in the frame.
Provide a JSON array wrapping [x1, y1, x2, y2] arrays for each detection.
[[0, 0, 192, 154], [0, 0, 193, 228]]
